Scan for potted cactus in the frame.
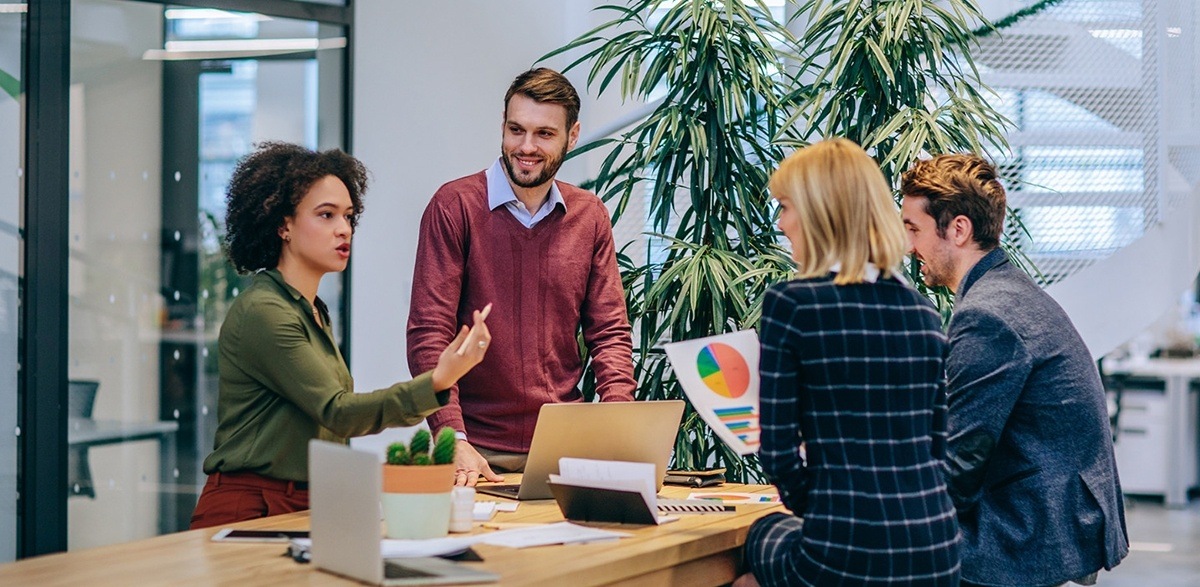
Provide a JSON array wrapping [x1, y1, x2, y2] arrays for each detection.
[[380, 427, 457, 539]]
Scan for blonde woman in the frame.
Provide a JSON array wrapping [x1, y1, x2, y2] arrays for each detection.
[[735, 139, 959, 586]]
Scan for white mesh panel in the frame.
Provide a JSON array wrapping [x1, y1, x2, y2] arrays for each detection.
[[610, 0, 1200, 291], [976, 0, 1200, 285]]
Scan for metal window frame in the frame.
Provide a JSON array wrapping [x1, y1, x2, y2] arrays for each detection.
[[22, 0, 71, 558]]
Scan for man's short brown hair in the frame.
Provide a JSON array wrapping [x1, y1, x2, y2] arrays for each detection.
[[504, 68, 581, 128], [900, 153, 1007, 251]]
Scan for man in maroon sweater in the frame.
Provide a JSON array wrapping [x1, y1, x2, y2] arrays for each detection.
[[407, 68, 637, 486]]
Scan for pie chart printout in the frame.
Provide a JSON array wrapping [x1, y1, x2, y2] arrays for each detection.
[[697, 343, 751, 399], [663, 330, 761, 456]]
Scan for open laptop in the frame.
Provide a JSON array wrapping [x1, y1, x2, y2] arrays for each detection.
[[308, 440, 498, 585], [476, 400, 685, 500]]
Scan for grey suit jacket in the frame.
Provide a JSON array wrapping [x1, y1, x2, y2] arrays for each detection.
[[946, 248, 1128, 586]]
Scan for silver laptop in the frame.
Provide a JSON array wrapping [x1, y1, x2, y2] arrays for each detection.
[[476, 400, 685, 500], [308, 440, 498, 585]]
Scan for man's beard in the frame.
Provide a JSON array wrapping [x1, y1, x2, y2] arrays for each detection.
[[501, 144, 568, 189], [917, 256, 950, 289]]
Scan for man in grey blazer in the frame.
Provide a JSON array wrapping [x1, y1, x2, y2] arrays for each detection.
[[900, 154, 1128, 587]]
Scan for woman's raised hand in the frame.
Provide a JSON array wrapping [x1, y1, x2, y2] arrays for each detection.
[[431, 303, 492, 390]]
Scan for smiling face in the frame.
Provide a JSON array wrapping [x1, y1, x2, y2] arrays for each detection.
[[500, 93, 579, 190], [279, 174, 354, 276], [901, 195, 956, 289]]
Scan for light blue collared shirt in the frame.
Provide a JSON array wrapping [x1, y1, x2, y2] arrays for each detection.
[[486, 158, 566, 228]]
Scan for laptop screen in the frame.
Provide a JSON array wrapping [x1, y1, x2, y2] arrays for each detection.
[[494, 401, 685, 500], [309, 440, 388, 584]]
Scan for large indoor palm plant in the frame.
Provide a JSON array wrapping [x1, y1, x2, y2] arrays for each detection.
[[549, 0, 1011, 481], [788, 0, 1013, 310]]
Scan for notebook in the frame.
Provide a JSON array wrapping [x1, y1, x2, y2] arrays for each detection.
[[308, 440, 499, 585], [545, 458, 733, 524], [476, 400, 685, 501]]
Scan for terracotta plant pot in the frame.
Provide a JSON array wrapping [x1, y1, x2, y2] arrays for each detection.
[[380, 463, 456, 539]]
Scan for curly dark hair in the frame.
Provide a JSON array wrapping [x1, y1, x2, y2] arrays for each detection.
[[223, 142, 368, 274]]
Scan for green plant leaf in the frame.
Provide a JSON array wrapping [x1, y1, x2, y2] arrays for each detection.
[[0, 68, 18, 101]]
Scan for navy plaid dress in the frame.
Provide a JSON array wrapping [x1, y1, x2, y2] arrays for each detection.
[[745, 274, 960, 586]]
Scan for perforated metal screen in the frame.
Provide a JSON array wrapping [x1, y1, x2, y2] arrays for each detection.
[[605, 0, 1200, 288], [978, 0, 1200, 285]]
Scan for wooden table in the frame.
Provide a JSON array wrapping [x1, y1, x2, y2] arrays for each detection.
[[0, 478, 784, 586]]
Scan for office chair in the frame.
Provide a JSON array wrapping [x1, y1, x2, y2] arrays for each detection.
[[68, 379, 99, 498], [1096, 359, 1125, 444]]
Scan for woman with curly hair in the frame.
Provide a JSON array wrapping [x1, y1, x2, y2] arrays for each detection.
[[190, 142, 492, 529]]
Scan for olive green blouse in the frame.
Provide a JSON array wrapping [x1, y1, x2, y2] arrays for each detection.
[[202, 269, 446, 481]]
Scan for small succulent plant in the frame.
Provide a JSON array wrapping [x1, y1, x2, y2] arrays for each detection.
[[386, 427, 456, 466]]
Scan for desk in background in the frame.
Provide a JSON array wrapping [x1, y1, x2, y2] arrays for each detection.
[[68, 418, 179, 448], [0, 478, 784, 586], [1106, 358, 1200, 507], [68, 418, 180, 534]]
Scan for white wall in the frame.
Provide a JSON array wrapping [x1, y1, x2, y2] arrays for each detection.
[[350, 1, 620, 450], [1048, 179, 1200, 359]]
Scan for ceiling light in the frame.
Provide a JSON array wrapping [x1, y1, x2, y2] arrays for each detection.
[[142, 37, 346, 61], [163, 8, 268, 21]]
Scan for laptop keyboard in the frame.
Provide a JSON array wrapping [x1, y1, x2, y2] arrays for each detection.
[[479, 484, 520, 498], [384, 562, 438, 579]]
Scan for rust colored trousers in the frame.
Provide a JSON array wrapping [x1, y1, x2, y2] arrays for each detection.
[[189, 471, 309, 530]]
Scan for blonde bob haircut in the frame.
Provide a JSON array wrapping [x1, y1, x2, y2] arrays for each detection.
[[769, 138, 908, 285]]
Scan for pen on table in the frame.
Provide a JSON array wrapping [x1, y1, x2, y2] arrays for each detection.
[[456, 303, 493, 356]]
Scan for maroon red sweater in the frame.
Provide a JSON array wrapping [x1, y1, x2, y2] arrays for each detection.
[[406, 171, 636, 452]]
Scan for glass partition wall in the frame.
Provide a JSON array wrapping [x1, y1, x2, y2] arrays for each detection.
[[0, 0, 24, 564], [42, 0, 350, 553]]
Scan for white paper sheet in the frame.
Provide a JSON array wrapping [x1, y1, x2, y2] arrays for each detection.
[[477, 522, 630, 548], [296, 517, 629, 557], [380, 536, 481, 558], [472, 501, 497, 521], [289, 535, 479, 559], [663, 330, 761, 455]]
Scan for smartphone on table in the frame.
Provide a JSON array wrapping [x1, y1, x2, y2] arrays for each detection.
[[210, 528, 309, 543]]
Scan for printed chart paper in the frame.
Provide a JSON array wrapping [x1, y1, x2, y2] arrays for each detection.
[[686, 492, 781, 505], [663, 330, 760, 455]]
